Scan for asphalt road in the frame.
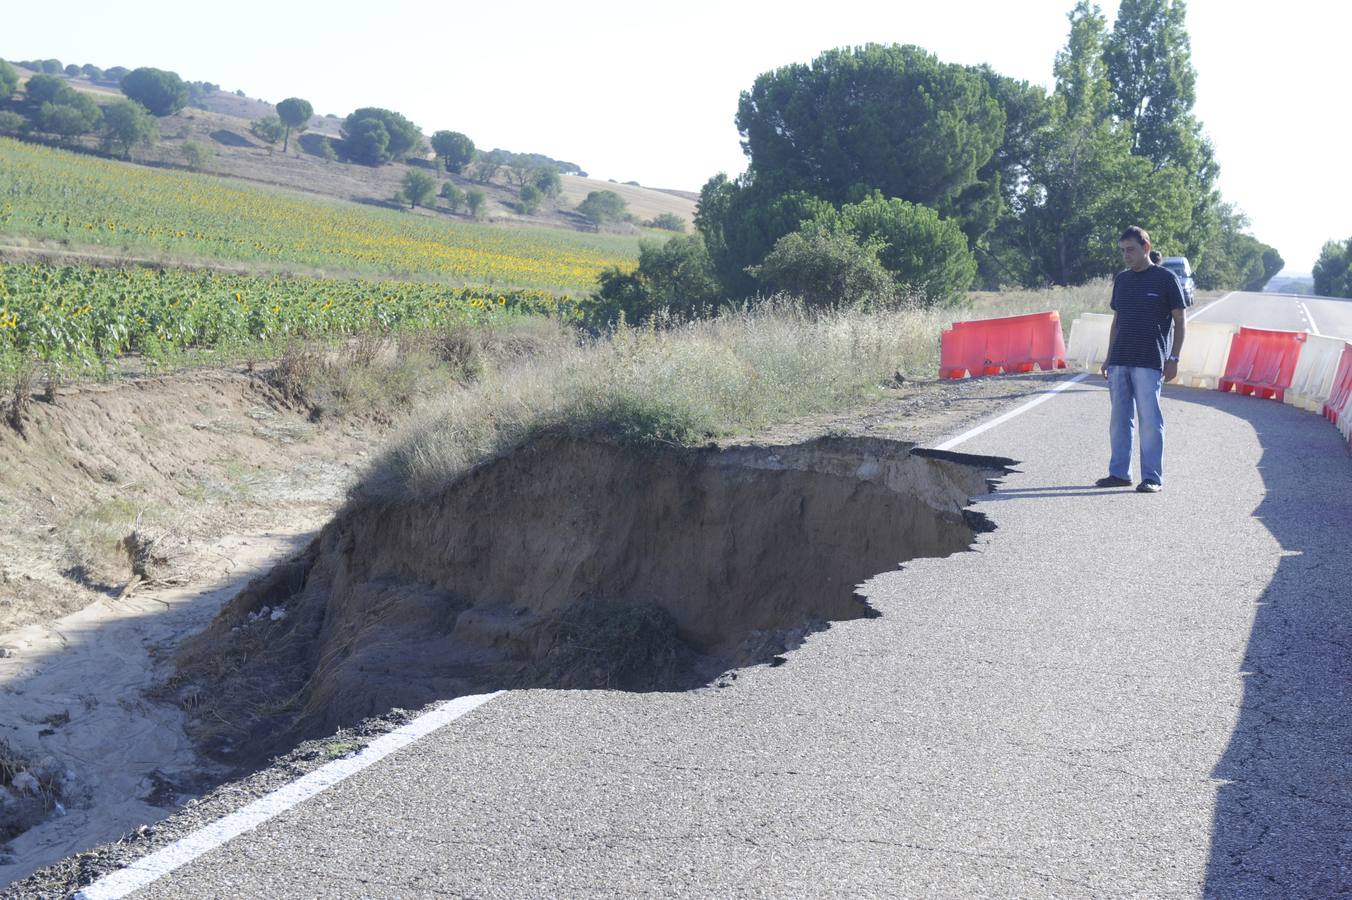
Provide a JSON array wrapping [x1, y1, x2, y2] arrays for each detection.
[[106, 372, 1352, 898], [1191, 290, 1352, 340]]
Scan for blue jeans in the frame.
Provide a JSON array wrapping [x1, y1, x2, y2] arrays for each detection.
[[1107, 365, 1165, 484]]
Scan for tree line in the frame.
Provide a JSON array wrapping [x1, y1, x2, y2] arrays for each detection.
[[594, 0, 1284, 325]]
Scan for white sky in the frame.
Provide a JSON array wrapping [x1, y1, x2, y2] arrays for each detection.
[[4, 0, 1344, 272]]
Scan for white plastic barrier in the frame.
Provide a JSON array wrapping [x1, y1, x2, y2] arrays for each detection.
[[1177, 321, 1239, 389], [1066, 314, 1113, 370], [1287, 334, 1348, 412]]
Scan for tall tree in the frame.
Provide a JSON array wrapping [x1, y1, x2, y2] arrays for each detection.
[[1021, 1, 1191, 284], [734, 44, 1004, 210], [960, 66, 1055, 287], [119, 67, 188, 116], [275, 97, 313, 153], [1103, 0, 1196, 166], [430, 130, 475, 173], [341, 107, 421, 165], [101, 99, 159, 158], [1313, 238, 1352, 298], [1103, 0, 1219, 269]]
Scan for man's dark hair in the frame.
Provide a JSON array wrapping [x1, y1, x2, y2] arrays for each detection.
[[1120, 226, 1151, 246], [1149, 250, 1162, 264]]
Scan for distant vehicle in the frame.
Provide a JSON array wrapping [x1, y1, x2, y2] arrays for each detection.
[[1160, 256, 1195, 307]]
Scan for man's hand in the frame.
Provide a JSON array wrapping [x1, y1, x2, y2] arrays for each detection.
[[1100, 362, 1110, 378], [1164, 360, 1179, 382]]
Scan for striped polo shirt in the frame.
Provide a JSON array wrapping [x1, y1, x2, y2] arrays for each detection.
[[1107, 265, 1186, 370]]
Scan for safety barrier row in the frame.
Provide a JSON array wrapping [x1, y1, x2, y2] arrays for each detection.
[[1064, 312, 1352, 452], [1064, 315, 1243, 390], [940, 311, 1067, 379]]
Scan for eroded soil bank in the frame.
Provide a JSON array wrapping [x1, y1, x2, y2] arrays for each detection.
[[175, 434, 1010, 764]]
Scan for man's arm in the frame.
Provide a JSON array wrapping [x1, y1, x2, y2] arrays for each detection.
[[1165, 308, 1185, 382]]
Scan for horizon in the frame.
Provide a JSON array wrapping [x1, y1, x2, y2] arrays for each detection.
[[5, 0, 1348, 274]]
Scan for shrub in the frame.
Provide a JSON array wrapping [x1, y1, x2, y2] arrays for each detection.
[[578, 190, 627, 225], [589, 234, 721, 326], [814, 193, 977, 306], [465, 187, 487, 219], [0, 111, 26, 136], [401, 169, 438, 209], [181, 140, 212, 170], [517, 183, 543, 215], [250, 115, 285, 150], [439, 182, 465, 212], [644, 213, 686, 232], [751, 222, 898, 308]]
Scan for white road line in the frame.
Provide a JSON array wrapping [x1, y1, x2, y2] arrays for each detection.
[[1299, 301, 1323, 336], [75, 692, 503, 900], [934, 373, 1092, 451], [1185, 290, 1237, 323]]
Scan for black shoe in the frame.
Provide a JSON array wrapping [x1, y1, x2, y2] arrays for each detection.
[[1094, 475, 1133, 487], [1136, 481, 1162, 493]]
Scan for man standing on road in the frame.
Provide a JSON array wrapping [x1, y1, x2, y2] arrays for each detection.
[[1096, 226, 1187, 493]]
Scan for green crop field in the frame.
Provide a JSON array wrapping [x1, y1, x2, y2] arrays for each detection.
[[0, 138, 640, 291], [0, 262, 582, 372]]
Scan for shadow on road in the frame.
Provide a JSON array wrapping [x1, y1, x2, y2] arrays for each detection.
[[1169, 389, 1352, 896]]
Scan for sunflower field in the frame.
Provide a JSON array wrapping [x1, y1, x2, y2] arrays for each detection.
[[0, 262, 583, 370], [0, 138, 639, 291]]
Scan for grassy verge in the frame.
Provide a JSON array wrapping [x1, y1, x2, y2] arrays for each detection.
[[353, 281, 1124, 505], [965, 278, 1113, 322], [354, 300, 957, 504]]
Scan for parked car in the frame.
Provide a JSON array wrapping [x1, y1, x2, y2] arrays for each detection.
[[1160, 256, 1195, 307]]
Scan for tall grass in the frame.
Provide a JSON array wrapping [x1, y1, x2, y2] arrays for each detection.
[[963, 278, 1113, 323], [354, 299, 958, 505]]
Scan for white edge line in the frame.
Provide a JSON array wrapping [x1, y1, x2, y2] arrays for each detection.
[[1298, 301, 1323, 336], [75, 691, 503, 900], [934, 373, 1091, 451], [1185, 290, 1236, 324]]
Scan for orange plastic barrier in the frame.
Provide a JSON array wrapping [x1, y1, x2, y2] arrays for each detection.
[[1322, 342, 1352, 426], [939, 311, 1068, 379], [1217, 327, 1307, 402]]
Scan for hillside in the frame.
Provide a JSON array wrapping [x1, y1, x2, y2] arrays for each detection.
[[3, 67, 697, 236]]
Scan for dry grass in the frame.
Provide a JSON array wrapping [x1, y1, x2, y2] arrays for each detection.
[[352, 282, 1123, 506], [272, 316, 576, 424], [354, 299, 957, 505], [963, 278, 1114, 323]]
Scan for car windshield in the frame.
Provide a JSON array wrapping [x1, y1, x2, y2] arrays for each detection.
[[1163, 262, 1187, 278]]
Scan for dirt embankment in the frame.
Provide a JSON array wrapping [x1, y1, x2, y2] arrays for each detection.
[[175, 434, 1009, 764], [0, 369, 378, 635]]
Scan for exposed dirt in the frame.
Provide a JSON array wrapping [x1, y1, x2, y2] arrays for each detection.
[[171, 434, 1009, 766], [0, 368, 377, 636]]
